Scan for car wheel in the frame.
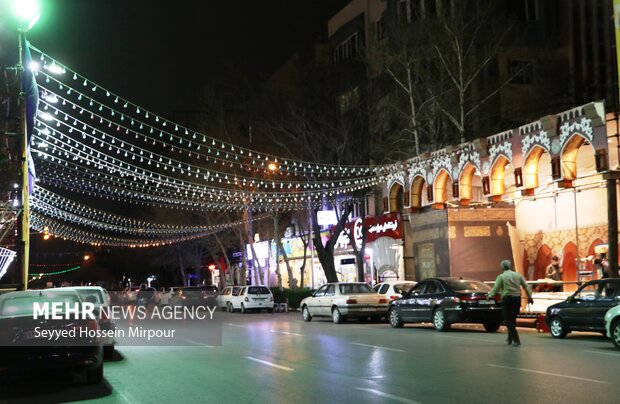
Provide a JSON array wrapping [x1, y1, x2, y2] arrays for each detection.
[[549, 316, 568, 338], [103, 345, 115, 360], [86, 363, 103, 385], [241, 304, 247, 314], [433, 308, 450, 332], [483, 321, 501, 333], [389, 308, 404, 328], [612, 320, 620, 349], [332, 307, 345, 324], [302, 305, 312, 322]]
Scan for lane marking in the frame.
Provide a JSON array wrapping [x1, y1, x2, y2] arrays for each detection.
[[584, 350, 620, 357], [245, 356, 294, 371], [365, 375, 386, 379], [270, 329, 304, 336], [355, 387, 422, 404], [186, 339, 215, 347], [351, 342, 405, 352], [225, 323, 247, 328], [487, 364, 608, 384]]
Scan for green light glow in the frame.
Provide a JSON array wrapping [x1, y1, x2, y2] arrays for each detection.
[[12, 0, 40, 30]]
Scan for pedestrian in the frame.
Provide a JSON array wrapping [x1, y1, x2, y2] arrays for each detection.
[[545, 255, 563, 292], [488, 260, 533, 347]]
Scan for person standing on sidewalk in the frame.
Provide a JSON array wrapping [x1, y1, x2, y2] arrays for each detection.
[[488, 260, 533, 347]]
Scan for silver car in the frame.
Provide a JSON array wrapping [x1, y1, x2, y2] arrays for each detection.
[[301, 282, 389, 324]]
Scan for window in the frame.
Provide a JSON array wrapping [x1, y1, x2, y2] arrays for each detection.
[[375, 16, 386, 41], [314, 285, 328, 297], [410, 282, 426, 296], [333, 32, 359, 65], [339, 283, 373, 294], [509, 60, 534, 85], [325, 285, 336, 296], [424, 282, 437, 294], [379, 284, 390, 294]]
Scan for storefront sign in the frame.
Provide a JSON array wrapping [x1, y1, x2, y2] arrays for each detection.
[[332, 213, 402, 250]]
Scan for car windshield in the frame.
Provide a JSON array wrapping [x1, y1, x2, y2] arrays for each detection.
[[445, 280, 490, 292], [0, 293, 81, 317], [393, 283, 415, 294], [75, 290, 104, 304], [248, 286, 270, 295], [339, 284, 373, 294]]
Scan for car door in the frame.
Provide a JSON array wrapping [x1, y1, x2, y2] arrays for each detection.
[[321, 285, 336, 315], [416, 281, 439, 322], [562, 282, 598, 328], [399, 281, 427, 321], [585, 281, 620, 330], [307, 285, 327, 316]]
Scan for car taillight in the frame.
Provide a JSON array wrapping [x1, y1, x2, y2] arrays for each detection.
[[346, 299, 357, 304], [389, 295, 399, 300], [269, 296, 273, 302], [378, 298, 387, 304]]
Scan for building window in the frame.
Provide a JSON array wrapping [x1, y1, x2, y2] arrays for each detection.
[[376, 16, 386, 41], [525, 0, 539, 21], [509, 60, 534, 84], [337, 86, 360, 115], [334, 32, 359, 65]]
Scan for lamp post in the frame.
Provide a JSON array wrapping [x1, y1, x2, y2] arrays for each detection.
[[12, 0, 40, 290]]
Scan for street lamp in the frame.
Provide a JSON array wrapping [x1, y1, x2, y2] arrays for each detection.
[[11, 0, 40, 290]]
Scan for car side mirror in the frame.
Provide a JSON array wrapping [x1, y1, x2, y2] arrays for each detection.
[[567, 295, 574, 302]]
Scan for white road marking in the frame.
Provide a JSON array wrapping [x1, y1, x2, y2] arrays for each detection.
[[355, 387, 422, 404], [584, 350, 620, 357], [351, 342, 405, 352], [225, 323, 247, 328], [186, 339, 215, 347], [270, 329, 304, 336], [487, 364, 609, 384], [245, 356, 294, 371], [365, 375, 386, 379]]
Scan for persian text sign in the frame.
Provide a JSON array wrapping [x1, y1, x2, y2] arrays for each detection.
[[332, 213, 402, 250]]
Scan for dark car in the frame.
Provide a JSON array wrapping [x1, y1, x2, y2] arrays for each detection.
[[0, 290, 104, 384], [169, 285, 219, 307], [388, 277, 503, 332], [545, 279, 620, 338]]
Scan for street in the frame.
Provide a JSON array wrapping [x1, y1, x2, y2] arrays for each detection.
[[2, 311, 620, 404]]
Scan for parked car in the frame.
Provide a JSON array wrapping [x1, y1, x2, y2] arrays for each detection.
[[169, 285, 219, 308], [388, 277, 502, 332], [56, 286, 116, 359], [604, 305, 620, 349], [229, 286, 274, 313], [546, 279, 620, 338], [301, 282, 389, 323], [156, 287, 180, 306], [373, 281, 417, 301], [0, 289, 104, 384], [216, 286, 241, 311], [123, 286, 141, 303]]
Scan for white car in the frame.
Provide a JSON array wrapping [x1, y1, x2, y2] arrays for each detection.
[[56, 286, 115, 359], [301, 282, 389, 324], [156, 287, 180, 305], [372, 281, 417, 301], [604, 305, 620, 349], [229, 286, 274, 313], [216, 286, 241, 311]]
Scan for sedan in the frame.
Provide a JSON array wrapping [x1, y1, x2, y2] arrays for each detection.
[[301, 282, 388, 323], [546, 279, 620, 338], [604, 305, 620, 349], [388, 277, 502, 332], [373, 281, 417, 301]]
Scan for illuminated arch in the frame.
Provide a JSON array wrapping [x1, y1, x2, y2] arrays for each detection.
[[561, 134, 595, 181], [459, 163, 476, 202], [490, 155, 510, 196], [523, 146, 547, 190], [433, 169, 452, 205], [410, 175, 426, 209], [388, 182, 404, 212]]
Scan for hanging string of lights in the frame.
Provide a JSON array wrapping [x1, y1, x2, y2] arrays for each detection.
[[29, 45, 380, 178], [29, 265, 81, 280]]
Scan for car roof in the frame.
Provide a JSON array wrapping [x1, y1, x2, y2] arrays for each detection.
[[376, 280, 416, 285], [56, 286, 107, 292], [0, 289, 81, 300]]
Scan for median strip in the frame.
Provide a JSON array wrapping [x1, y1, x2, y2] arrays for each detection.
[[355, 387, 422, 404], [245, 356, 294, 371], [350, 342, 405, 352], [487, 364, 608, 384]]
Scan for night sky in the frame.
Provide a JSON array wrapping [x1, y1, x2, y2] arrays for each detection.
[[26, 0, 347, 121]]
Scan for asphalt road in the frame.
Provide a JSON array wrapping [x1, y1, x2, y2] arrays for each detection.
[[2, 311, 620, 404]]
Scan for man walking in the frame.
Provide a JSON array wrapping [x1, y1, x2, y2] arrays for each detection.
[[488, 260, 533, 347]]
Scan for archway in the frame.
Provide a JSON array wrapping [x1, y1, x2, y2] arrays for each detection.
[[523, 146, 547, 190], [490, 155, 510, 197], [562, 242, 578, 292], [459, 163, 476, 204], [389, 182, 404, 213], [534, 244, 552, 280], [561, 134, 594, 181], [433, 169, 452, 207], [410, 175, 426, 209]]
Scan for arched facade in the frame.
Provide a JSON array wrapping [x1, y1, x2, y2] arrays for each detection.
[[388, 182, 404, 213]]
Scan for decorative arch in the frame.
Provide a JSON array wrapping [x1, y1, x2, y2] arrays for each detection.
[[410, 175, 426, 209], [587, 238, 604, 277], [562, 242, 578, 291], [490, 155, 510, 196], [459, 163, 476, 203], [433, 169, 451, 206], [534, 244, 552, 280], [561, 134, 595, 181], [523, 146, 547, 190], [389, 182, 404, 213]]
